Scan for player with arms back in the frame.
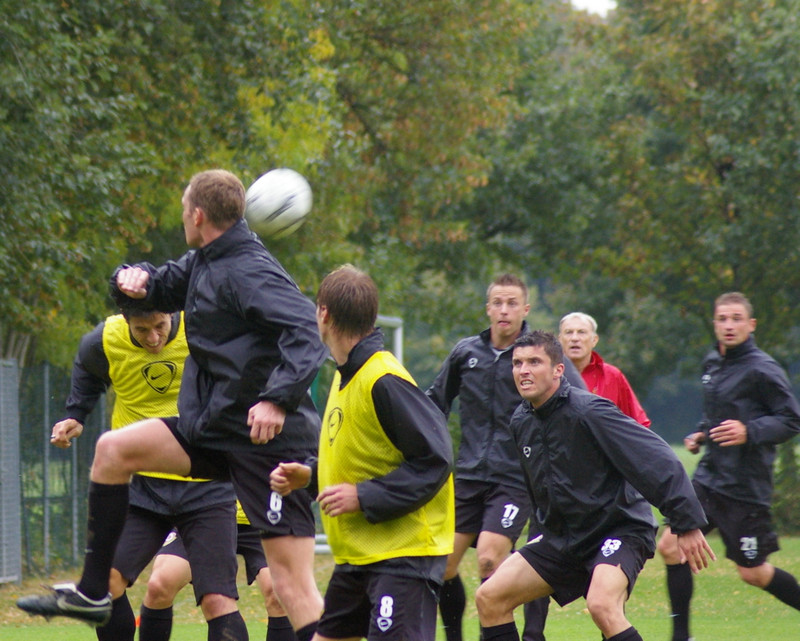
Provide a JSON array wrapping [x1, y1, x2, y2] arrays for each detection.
[[477, 330, 713, 641], [426, 274, 585, 641]]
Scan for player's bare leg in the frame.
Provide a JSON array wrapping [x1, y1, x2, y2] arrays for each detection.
[[262, 535, 322, 637]]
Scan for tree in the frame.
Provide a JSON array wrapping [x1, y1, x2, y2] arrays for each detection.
[[0, 1, 158, 364], [271, 0, 531, 316], [427, 0, 800, 388], [593, 0, 800, 364]]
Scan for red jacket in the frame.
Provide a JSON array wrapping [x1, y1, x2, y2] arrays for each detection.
[[581, 352, 651, 428]]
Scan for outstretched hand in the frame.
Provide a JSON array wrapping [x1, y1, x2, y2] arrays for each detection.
[[677, 529, 716, 574]]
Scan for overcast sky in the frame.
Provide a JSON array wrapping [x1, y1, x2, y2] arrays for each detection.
[[572, 0, 616, 15]]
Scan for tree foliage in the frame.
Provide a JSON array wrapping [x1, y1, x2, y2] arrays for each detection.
[[0, 1, 157, 363], [427, 0, 800, 391], [601, 0, 800, 366], [1, 0, 529, 366], [6, 0, 800, 404]]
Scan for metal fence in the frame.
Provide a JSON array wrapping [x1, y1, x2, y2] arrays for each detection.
[[1, 360, 22, 583], [17, 361, 107, 577]]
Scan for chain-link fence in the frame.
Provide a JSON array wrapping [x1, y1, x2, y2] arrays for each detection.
[[17, 362, 107, 577]]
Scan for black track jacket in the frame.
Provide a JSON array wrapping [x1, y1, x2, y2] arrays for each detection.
[[426, 322, 585, 490], [510, 379, 706, 558], [693, 336, 800, 507], [110, 219, 327, 454]]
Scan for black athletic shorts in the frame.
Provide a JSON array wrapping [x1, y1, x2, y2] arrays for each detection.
[[112, 501, 239, 604], [693, 481, 779, 567], [317, 566, 441, 641], [518, 532, 652, 607], [158, 523, 268, 585], [128, 474, 235, 515], [163, 416, 316, 536], [454, 479, 531, 544]]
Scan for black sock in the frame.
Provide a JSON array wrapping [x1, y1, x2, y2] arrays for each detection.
[[764, 567, 800, 610], [295, 621, 318, 641], [77, 482, 129, 599], [440, 575, 466, 641], [665, 563, 693, 641], [481, 622, 519, 641], [522, 596, 549, 641], [606, 627, 643, 641], [96, 592, 135, 641], [267, 615, 297, 641], [139, 604, 173, 641], [208, 611, 249, 641]]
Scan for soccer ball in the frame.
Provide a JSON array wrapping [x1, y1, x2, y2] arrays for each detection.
[[245, 168, 313, 239]]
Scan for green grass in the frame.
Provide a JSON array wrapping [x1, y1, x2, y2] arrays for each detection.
[[3, 533, 800, 640]]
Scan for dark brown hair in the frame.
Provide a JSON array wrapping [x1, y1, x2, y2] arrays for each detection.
[[513, 330, 564, 366]]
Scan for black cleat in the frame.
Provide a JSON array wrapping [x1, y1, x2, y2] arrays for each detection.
[[16, 582, 112, 627]]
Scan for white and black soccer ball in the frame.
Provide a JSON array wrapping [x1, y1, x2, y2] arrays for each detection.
[[245, 168, 313, 239]]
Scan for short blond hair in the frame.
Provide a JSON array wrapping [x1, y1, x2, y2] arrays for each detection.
[[487, 274, 528, 302], [714, 292, 753, 318]]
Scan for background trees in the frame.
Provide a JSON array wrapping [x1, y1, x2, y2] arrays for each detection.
[[4, 0, 800, 443], [0, 0, 527, 362]]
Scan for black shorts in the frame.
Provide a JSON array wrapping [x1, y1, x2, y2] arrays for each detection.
[[128, 474, 235, 515], [317, 566, 440, 641], [163, 416, 316, 536], [693, 482, 779, 567], [157, 523, 268, 585], [518, 532, 652, 607], [113, 501, 239, 604], [454, 479, 530, 543]]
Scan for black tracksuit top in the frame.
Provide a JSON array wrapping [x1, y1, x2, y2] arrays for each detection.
[[693, 336, 800, 507], [111, 219, 327, 455], [510, 379, 707, 557]]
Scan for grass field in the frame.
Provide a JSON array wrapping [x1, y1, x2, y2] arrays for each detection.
[[3, 532, 800, 640]]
